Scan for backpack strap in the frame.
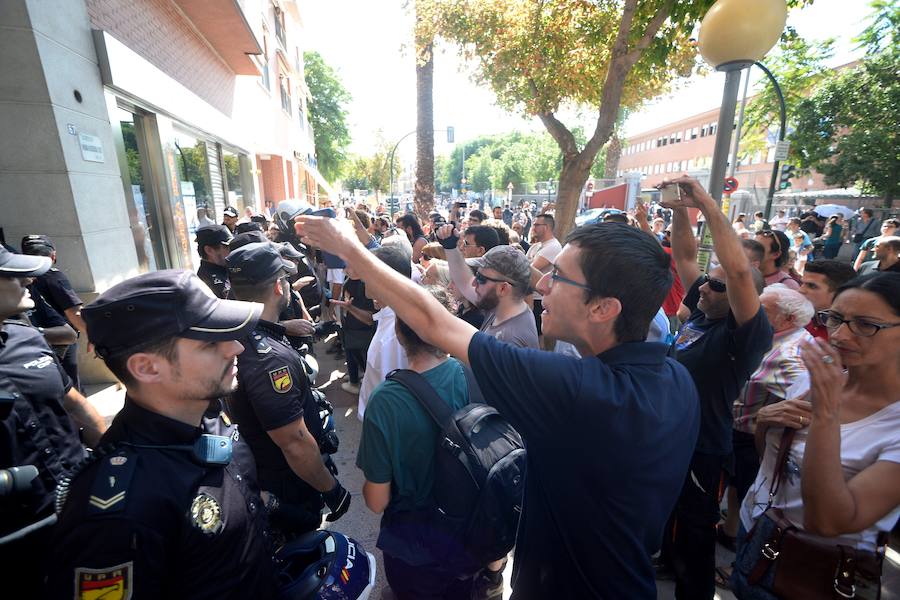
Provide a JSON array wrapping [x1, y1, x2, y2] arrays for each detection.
[[386, 369, 453, 426]]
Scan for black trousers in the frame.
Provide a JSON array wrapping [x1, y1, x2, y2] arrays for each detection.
[[383, 552, 474, 600], [661, 451, 727, 600], [732, 429, 761, 503]]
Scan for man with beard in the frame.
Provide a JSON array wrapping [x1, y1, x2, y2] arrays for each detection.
[[226, 242, 351, 539], [46, 270, 278, 599], [439, 224, 539, 349]]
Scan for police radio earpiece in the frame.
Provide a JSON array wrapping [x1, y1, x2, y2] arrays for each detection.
[[121, 434, 233, 466]]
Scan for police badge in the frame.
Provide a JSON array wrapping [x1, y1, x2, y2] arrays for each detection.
[[190, 493, 224, 535]]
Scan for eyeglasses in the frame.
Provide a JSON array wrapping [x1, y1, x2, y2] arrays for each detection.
[[758, 230, 782, 255], [474, 271, 514, 286], [547, 266, 592, 292], [701, 273, 727, 293], [817, 310, 900, 337]]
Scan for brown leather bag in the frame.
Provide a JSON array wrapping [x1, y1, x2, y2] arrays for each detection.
[[747, 429, 887, 599]]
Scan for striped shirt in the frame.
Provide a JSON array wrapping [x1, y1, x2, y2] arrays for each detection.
[[733, 327, 814, 434]]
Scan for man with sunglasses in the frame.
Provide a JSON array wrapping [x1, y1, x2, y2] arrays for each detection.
[[226, 243, 351, 540], [754, 228, 799, 290], [438, 226, 539, 349], [659, 176, 773, 600], [296, 213, 700, 599]]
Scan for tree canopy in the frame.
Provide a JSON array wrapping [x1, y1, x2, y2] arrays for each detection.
[[304, 51, 352, 183]]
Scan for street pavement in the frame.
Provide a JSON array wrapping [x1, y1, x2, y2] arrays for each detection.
[[86, 336, 899, 599]]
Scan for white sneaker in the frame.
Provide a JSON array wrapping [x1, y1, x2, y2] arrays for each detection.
[[341, 382, 360, 395]]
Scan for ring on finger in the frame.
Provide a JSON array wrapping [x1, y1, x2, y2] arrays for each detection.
[[822, 355, 835, 365], [799, 416, 805, 426]]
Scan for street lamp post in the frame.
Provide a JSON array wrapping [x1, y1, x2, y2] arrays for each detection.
[[696, 0, 787, 269], [754, 61, 787, 220]]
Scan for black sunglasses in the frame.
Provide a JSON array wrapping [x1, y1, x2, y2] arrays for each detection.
[[474, 271, 513, 286], [758, 230, 782, 254], [701, 273, 727, 293]]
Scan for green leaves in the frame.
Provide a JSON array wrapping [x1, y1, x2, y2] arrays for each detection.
[[304, 51, 352, 183]]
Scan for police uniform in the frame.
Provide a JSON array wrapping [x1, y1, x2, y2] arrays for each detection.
[[196, 225, 234, 299], [46, 399, 277, 599], [42, 269, 277, 599], [0, 247, 82, 590], [229, 318, 325, 534]]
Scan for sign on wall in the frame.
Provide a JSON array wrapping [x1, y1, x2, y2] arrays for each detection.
[[78, 133, 105, 163]]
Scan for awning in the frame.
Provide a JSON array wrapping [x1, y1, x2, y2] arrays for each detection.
[[172, 0, 262, 75]]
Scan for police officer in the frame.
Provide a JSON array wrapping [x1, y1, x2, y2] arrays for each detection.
[[21, 234, 89, 389], [196, 224, 234, 299], [226, 243, 350, 540], [222, 205, 240, 233], [46, 270, 277, 599], [0, 246, 105, 591]]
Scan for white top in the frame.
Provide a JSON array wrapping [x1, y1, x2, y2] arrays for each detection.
[[358, 307, 408, 421], [740, 400, 900, 551], [527, 237, 562, 299]]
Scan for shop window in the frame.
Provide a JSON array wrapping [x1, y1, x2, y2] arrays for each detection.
[[173, 129, 214, 227]]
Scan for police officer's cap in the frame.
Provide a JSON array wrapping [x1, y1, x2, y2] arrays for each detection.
[[222, 206, 239, 219], [234, 221, 264, 235], [229, 230, 267, 251], [0, 246, 50, 278], [83, 269, 262, 358], [196, 225, 232, 249], [226, 242, 297, 284], [20, 234, 56, 255]]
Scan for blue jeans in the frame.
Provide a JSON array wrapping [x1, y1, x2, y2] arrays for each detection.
[[730, 523, 779, 600]]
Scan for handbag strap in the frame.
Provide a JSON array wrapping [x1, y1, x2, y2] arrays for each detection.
[[766, 427, 797, 508]]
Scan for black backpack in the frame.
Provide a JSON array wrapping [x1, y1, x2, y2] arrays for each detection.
[[386, 368, 526, 568]]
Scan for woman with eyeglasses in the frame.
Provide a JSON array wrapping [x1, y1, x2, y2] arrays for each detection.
[[732, 272, 900, 598]]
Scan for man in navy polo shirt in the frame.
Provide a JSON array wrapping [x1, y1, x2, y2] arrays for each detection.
[[296, 215, 701, 599]]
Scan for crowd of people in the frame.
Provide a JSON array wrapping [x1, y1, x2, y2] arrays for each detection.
[[1, 177, 898, 599]]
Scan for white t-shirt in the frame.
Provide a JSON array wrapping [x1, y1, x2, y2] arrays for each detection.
[[527, 237, 562, 300], [358, 307, 408, 421], [740, 401, 900, 551]]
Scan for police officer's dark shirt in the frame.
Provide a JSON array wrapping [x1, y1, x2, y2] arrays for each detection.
[[467, 333, 700, 599], [0, 319, 82, 535], [229, 320, 323, 503], [25, 284, 69, 331], [33, 267, 83, 317], [46, 398, 277, 599], [672, 277, 773, 456], [197, 260, 233, 299]]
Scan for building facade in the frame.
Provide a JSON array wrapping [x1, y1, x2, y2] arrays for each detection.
[[0, 0, 329, 382]]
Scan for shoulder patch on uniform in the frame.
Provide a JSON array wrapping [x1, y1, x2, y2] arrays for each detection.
[[268, 366, 293, 393], [75, 561, 133, 600], [86, 451, 137, 515], [253, 332, 272, 354], [190, 492, 224, 535]]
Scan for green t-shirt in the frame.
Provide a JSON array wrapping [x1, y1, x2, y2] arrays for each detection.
[[356, 358, 469, 513]]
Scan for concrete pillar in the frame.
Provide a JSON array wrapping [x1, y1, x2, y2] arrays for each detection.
[[0, 0, 140, 293]]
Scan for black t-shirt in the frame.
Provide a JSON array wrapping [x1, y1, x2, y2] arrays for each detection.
[[197, 260, 233, 299], [468, 333, 700, 599], [672, 277, 773, 456], [25, 285, 69, 329], [229, 320, 323, 502], [46, 399, 276, 599], [0, 320, 80, 534], [342, 279, 376, 331], [33, 268, 82, 317], [457, 305, 485, 329]]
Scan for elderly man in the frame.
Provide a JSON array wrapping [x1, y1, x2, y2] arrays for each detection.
[[439, 225, 539, 349]]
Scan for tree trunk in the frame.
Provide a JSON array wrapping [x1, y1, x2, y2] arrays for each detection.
[[603, 134, 621, 179], [414, 43, 435, 220], [554, 155, 594, 241]]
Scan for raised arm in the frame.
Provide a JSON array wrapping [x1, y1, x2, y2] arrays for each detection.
[[296, 217, 478, 365], [668, 206, 701, 289], [436, 224, 477, 304], [661, 176, 760, 326]]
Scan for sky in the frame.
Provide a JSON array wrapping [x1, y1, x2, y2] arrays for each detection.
[[302, 0, 875, 163]]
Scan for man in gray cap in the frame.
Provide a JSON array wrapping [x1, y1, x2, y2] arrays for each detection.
[[46, 269, 279, 599], [226, 243, 351, 540], [222, 205, 240, 233], [196, 224, 234, 299], [437, 224, 539, 349], [0, 246, 106, 591]]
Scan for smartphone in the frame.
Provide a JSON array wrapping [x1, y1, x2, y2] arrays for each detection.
[[660, 184, 681, 204]]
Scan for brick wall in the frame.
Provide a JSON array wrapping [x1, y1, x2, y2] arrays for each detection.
[[85, 0, 235, 115]]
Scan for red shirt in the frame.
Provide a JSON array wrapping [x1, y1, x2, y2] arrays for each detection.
[[662, 247, 685, 317], [806, 321, 828, 340]]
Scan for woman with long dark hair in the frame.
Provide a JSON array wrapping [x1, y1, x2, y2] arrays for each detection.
[[395, 214, 428, 263], [732, 272, 900, 598]]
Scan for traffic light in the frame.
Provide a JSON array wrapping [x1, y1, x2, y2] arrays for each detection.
[[779, 164, 796, 190], [446, 127, 454, 144]]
